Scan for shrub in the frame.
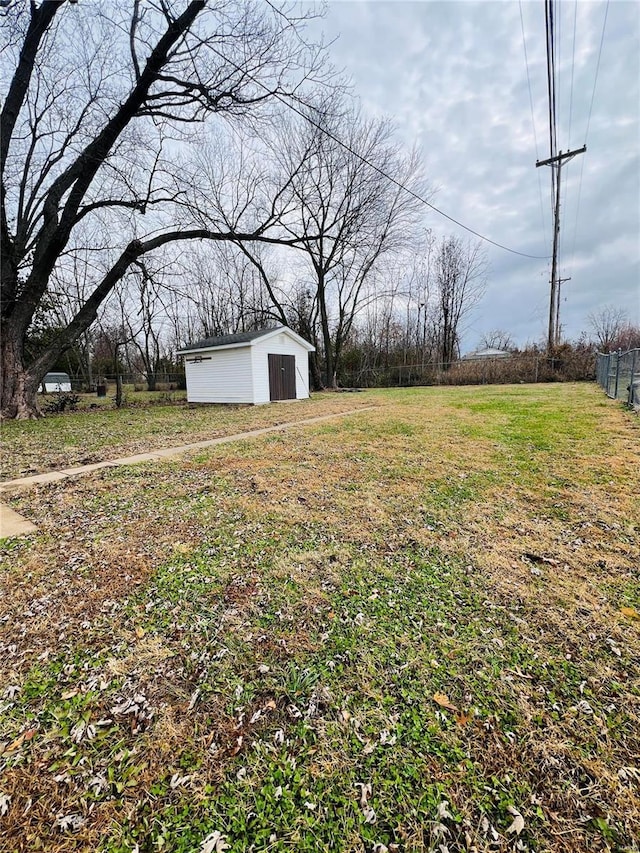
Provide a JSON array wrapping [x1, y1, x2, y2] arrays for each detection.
[[44, 392, 81, 414]]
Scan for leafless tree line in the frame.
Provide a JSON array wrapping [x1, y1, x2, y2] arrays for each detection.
[[46, 228, 488, 393], [587, 306, 640, 353], [1, 0, 488, 416]]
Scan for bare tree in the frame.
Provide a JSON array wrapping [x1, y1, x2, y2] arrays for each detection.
[[178, 242, 274, 339], [588, 306, 630, 352], [91, 320, 129, 381], [613, 323, 640, 351], [1, 0, 329, 417], [478, 329, 515, 352], [276, 103, 427, 386], [434, 236, 487, 367], [394, 238, 437, 365], [115, 260, 171, 391]]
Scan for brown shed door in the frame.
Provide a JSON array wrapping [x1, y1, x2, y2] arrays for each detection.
[[268, 354, 296, 401]]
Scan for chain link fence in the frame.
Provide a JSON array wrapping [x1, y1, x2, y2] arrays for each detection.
[[341, 350, 595, 389], [67, 372, 186, 392], [596, 349, 640, 407]]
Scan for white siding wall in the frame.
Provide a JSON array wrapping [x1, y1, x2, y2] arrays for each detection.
[[251, 333, 310, 403], [184, 346, 253, 403]]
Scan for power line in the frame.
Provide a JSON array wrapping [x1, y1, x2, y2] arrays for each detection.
[[559, 0, 578, 283], [556, 1, 572, 274], [567, 0, 578, 148], [544, 2, 553, 158], [206, 46, 550, 260], [556, 0, 562, 146], [545, 0, 558, 160], [585, 0, 610, 143], [519, 2, 540, 159], [567, 0, 608, 280], [558, 156, 571, 275], [568, 147, 586, 277], [545, 0, 559, 215], [537, 0, 609, 344], [519, 0, 549, 249]]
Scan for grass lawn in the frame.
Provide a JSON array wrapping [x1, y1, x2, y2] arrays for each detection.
[[0, 391, 376, 481], [0, 383, 638, 852]]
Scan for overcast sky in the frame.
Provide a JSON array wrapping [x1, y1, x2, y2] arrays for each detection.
[[307, 0, 639, 349]]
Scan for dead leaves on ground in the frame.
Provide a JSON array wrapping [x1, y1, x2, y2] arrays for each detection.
[[432, 691, 459, 713], [1, 385, 639, 851], [620, 606, 639, 620], [432, 692, 471, 726], [522, 552, 561, 566], [1, 728, 36, 755]]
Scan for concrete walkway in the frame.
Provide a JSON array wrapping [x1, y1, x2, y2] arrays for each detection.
[[0, 407, 374, 538], [0, 503, 38, 538]]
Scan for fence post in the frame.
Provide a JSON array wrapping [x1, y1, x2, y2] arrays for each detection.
[[629, 349, 637, 405], [606, 352, 612, 396], [613, 350, 622, 399]]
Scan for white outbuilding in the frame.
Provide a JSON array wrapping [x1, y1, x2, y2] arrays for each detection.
[[462, 347, 511, 360], [178, 326, 315, 405], [38, 372, 72, 393]]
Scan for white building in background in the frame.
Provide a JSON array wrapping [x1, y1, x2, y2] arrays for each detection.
[[462, 348, 511, 360], [39, 372, 72, 393], [178, 326, 315, 405]]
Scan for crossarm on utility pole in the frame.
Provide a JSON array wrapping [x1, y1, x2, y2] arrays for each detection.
[[536, 145, 586, 168]]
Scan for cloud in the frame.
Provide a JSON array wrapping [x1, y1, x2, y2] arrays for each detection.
[[308, 0, 640, 345]]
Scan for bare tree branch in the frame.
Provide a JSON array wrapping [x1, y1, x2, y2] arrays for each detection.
[[1, 1, 333, 416]]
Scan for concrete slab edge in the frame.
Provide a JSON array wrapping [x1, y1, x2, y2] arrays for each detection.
[[0, 502, 38, 539]]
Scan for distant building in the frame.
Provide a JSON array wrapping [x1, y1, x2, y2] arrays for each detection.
[[39, 372, 72, 393], [178, 326, 315, 405], [462, 348, 511, 360]]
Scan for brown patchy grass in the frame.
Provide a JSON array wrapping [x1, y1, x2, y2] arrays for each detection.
[[0, 383, 638, 853], [0, 391, 380, 481]]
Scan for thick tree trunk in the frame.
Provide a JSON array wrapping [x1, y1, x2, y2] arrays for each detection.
[[321, 335, 335, 387], [309, 351, 324, 391], [116, 373, 124, 408], [316, 275, 335, 388], [0, 330, 43, 419]]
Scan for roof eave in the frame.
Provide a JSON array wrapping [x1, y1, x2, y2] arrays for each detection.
[[178, 340, 253, 356], [178, 325, 315, 355]]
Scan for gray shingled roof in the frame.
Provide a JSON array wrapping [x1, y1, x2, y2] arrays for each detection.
[[179, 326, 282, 352]]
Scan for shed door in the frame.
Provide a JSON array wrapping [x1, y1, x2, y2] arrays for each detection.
[[268, 354, 296, 401]]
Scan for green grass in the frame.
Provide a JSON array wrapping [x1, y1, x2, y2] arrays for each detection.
[[0, 391, 378, 480], [0, 383, 638, 853]]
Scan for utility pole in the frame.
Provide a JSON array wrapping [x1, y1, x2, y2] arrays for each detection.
[[536, 145, 586, 351], [555, 276, 571, 346]]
